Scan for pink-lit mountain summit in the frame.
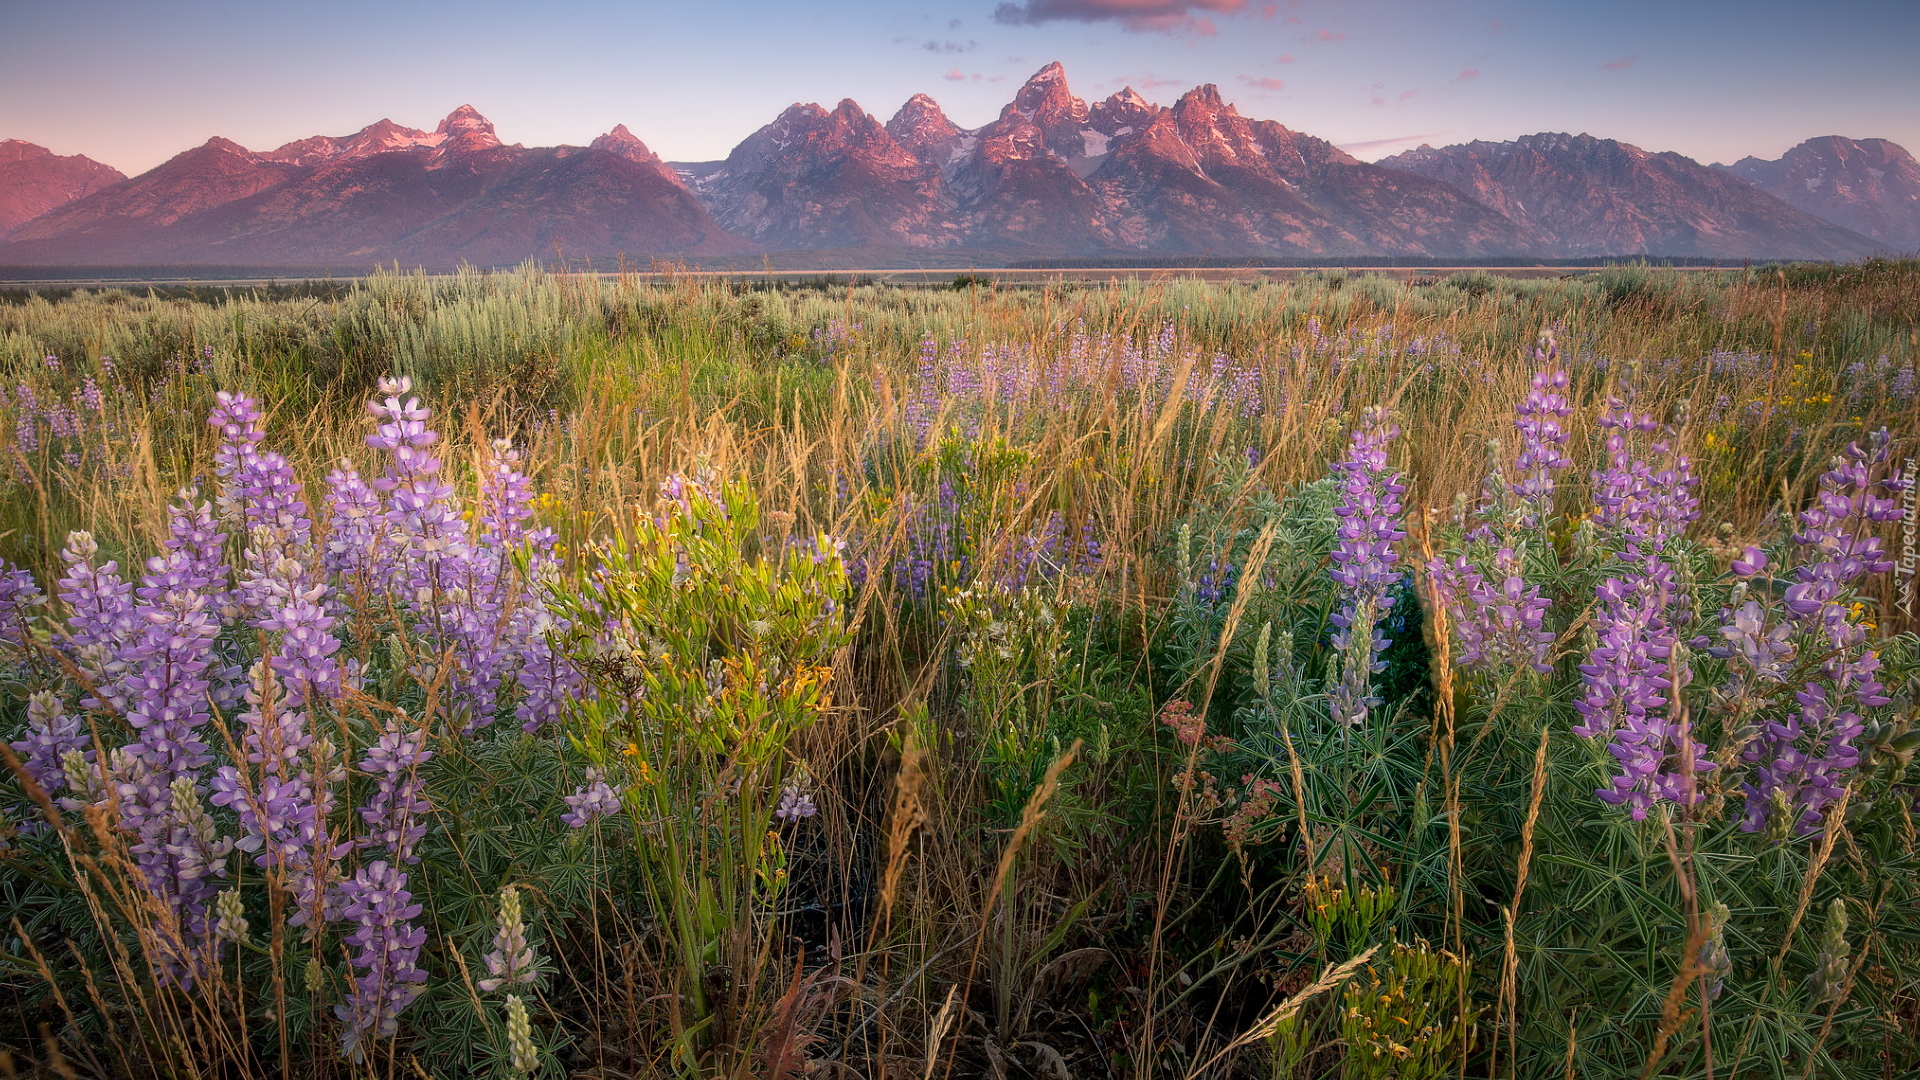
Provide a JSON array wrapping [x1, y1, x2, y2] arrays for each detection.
[[1, 65, 1910, 268]]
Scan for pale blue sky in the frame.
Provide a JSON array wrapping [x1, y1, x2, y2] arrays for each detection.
[[3, 0, 1915, 174]]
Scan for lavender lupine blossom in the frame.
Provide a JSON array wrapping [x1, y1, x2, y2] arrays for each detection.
[[561, 767, 620, 828], [774, 784, 818, 821], [323, 459, 385, 589], [56, 533, 135, 711], [0, 561, 44, 651], [365, 378, 513, 731], [1574, 398, 1709, 820], [1740, 433, 1906, 834], [207, 663, 326, 904], [1434, 547, 1555, 674], [113, 573, 233, 984], [10, 691, 86, 794], [335, 712, 435, 1055], [334, 860, 429, 1060], [355, 717, 433, 863], [1327, 407, 1406, 727], [210, 392, 313, 558], [1511, 361, 1573, 523]]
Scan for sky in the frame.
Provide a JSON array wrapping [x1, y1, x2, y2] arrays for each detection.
[[3, 0, 1916, 175]]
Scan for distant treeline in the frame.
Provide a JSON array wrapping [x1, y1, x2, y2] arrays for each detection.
[[1002, 254, 1787, 270]]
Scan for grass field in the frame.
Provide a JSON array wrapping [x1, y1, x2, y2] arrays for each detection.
[[0, 260, 1916, 1079]]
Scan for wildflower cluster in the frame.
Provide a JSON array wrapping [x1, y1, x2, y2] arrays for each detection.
[[1327, 407, 1406, 727], [0, 377, 585, 1057]]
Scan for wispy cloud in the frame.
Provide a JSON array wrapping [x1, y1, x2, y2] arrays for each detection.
[[922, 39, 977, 53], [1340, 132, 1448, 154], [1455, 68, 1479, 81], [1603, 55, 1638, 71], [1305, 27, 1344, 42], [1237, 75, 1284, 90], [1399, 87, 1421, 101], [1275, 52, 1296, 63], [993, 0, 1250, 35]]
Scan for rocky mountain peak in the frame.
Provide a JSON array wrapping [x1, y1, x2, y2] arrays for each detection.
[[200, 136, 256, 158], [1174, 84, 1229, 117], [0, 139, 53, 164], [590, 124, 661, 164], [1720, 135, 1920, 249], [434, 105, 503, 151], [1013, 61, 1087, 125]]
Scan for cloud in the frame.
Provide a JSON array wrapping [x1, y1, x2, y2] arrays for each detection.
[[992, 0, 1251, 34], [1275, 52, 1296, 63], [1302, 27, 1344, 43], [1237, 75, 1285, 90], [1486, 19, 1502, 34], [949, 17, 963, 27], [1370, 96, 1385, 106], [1455, 68, 1478, 81], [943, 68, 969, 81], [1339, 132, 1448, 154], [922, 39, 977, 52], [1603, 56, 1638, 71], [1399, 87, 1421, 101]]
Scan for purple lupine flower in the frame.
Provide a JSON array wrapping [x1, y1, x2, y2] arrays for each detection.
[[210, 392, 313, 559], [208, 663, 315, 873], [1327, 406, 1406, 727], [0, 561, 46, 653], [561, 767, 620, 828], [355, 716, 433, 863], [365, 378, 516, 732], [774, 783, 818, 822], [323, 459, 384, 589], [1740, 432, 1906, 834], [1574, 398, 1709, 820], [1511, 365, 1573, 523], [56, 532, 136, 709], [334, 860, 429, 1060], [10, 691, 87, 794], [515, 603, 583, 735], [1708, 597, 1796, 690], [1729, 546, 1767, 578], [1432, 547, 1554, 674]]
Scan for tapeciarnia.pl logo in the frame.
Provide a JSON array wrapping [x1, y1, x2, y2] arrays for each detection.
[[1898, 457, 1917, 620]]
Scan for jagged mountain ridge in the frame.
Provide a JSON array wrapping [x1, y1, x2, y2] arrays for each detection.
[[0, 141, 127, 236], [674, 63, 1534, 256], [1718, 137, 1920, 251], [0, 68, 1901, 266], [0, 108, 746, 266], [1379, 132, 1876, 260]]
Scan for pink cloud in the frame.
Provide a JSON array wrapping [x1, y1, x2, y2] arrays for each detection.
[[942, 68, 968, 81], [1309, 28, 1345, 42], [993, 0, 1251, 34], [1283, 14, 1301, 23], [1370, 96, 1385, 106], [1487, 19, 1502, 34], [1238, 75, 1285, 90], [1399, 88, 1421, 101], [1456, 68, 1479, 81], [1259, 2, 1277, 17], [1276, 52, 1297, 63], [1603, 56, 1638, 71]]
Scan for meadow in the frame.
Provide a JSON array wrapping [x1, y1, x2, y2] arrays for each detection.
[[0, 260, 1916, 1079]]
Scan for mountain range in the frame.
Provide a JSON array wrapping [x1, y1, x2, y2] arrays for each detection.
[[2, 64, 1914, 269]]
